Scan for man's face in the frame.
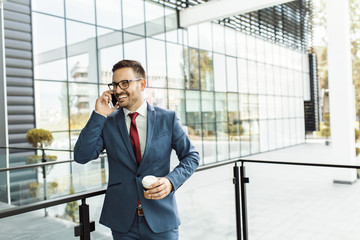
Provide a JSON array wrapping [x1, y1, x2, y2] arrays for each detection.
[[112, 67, 146, 111]]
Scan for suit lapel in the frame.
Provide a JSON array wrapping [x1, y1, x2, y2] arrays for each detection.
[[116, 108, 137, 165], [141, 103, 155, 164]]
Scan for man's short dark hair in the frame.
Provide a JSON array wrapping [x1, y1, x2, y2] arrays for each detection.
[[112, 59, 146, 79]]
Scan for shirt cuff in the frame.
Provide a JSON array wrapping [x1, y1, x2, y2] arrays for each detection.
[[94, 110, 107, 118]]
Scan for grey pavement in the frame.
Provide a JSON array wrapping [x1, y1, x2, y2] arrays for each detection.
[[1, 141, 360, 239]]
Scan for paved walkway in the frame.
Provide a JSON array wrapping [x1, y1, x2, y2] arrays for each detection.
[[1, 141, 360, 239]]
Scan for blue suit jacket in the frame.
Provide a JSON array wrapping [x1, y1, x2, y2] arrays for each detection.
[[74, 103, 200, 233]]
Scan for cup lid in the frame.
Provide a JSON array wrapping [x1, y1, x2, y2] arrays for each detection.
[[142, 175, 157, 188]]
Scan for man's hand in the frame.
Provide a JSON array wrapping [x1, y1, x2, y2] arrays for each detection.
[[146, 177, 173, 200], [95, 90, 118, 116]]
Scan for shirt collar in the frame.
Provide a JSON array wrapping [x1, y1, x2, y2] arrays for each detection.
[[123, 100, 147, 118]]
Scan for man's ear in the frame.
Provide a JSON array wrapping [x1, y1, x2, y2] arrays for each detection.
[[140, 78, 147, 90]]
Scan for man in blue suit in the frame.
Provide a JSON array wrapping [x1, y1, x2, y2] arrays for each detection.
[[74, 59, 200, 240]]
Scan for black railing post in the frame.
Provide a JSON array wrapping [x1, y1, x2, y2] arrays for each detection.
[[74, 198, 95, 240], [233, 162, 242, 240], [41, 148, 48, 216], [240, 162, 249, 240]]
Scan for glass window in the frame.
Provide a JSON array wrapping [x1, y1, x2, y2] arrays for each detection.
[[167, 43, 185, 89], [267, 95, 275, 119], [281, 69, 289, 96], [200, 50, 214, 91], [257, 63, 266, 95], [274, 96, 282, 119], [268, 119, 277, 150], [237, 32, 247, 59], [239, 94, 249, 120], [147, 88, 167, 109], [249, 94, 258, 119], [32, 13, 66, 81], [122, 0, 145, 35], [35, 81, 69, 131], [97, 28, 123, 84], [247, 35, 257, 61], [213, 53, 226, 92], [264, 41, 273, 65], [147, 38, 166, 88], [96, 0, 122, 29], [66, 20, 96, 83], [165, 7, 178, 43], [259, 120, 269, 152], [225, 28, 236, 56], [65, 0, 95, 23], [123, 34, 147, 71], [240, 120, 250, 156], [186, 48, 200, 89], [32, 0, 64, 16], [198, 22, 212, 51], [202, 123, 217, 164], [265, 65, 274, 95], [248, 61, 258, 94], [187, 123, 203, 164], [215, 93, 227, 122], [258, 95, 267, 119], [250, 120, 259, 154], [273, 66, 282, 95], [226, 57, 237, 92], [186, 90, 201, 123], [216, 122, 229, 161], [69, 83, 98, 130], [273, 44, 280, 66], [256, 38, 265, 63], [277, 119, 285, 148], [187, 25, 198, 48], [212, 23, 225, 53], [145, 0, 165, 39], [238, 59, 248, 93], [168, 89, 185, 124], [201, 92, 215, 123], [229, 121, 241, 159], [282, 97, 290, 118], [227, 93, 239, 123]]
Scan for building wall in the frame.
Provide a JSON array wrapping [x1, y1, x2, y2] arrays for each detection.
[[31, 0, 309, 167]]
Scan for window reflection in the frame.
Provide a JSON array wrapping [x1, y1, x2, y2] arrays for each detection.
[[168, 90, 185, 124], [186, 90, 201, 123], [227, 93, 239, 123], [240, 120, 250, 156], [122, 0, 145, 35], [33, 13, 66, 80], [69, 83, 98, 130], [186, 48, 200, 89], [32, 0, 64, 16], [97, 28, 123, 84], [187, 123, 203, 164], [200, 50, 213, 91], [225, 28, 236, 56], [215, 93, 227, 122], [35, 81, 69, 131], [226, 57, 237, 92], [202, 123, 216, 164], [213, 53, 226, 92], [201, 92, 215, 123], [165, 7, 178, 43], [147, 88, 168, 109], [123, 34, 147, 71], [259, 120, 269, 152], [96, 0, 122, 29], [145, 0, 165, 39], [199, 22, 212, 51], [167, 43, 185, 89], [65, 0, 95, 23], [238, 59, 248, 93], [212, 24, 225, 53], [216, 122, 229, 161], [147, 38, 166, 88]]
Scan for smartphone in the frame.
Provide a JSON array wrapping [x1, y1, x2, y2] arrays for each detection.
[[110, 94, 117, 108]]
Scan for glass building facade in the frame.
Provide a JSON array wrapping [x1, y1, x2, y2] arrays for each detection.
[[31, 0, 309, 167]]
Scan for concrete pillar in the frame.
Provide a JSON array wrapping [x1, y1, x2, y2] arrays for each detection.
[[327, 0, 357, 183]]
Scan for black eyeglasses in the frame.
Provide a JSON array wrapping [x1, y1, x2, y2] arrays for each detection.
[[108, 78, 142, 90]]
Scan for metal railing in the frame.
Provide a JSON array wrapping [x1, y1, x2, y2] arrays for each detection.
[[1, 148, 360, 240]]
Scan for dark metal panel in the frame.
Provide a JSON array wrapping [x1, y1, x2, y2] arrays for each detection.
[[6, 77, 33, 87], [7, 115, 34, 124], [6, 86, 33, 96], [7, 96, 34, 105], [3, 2, 30, 15], [5, 48, 32, 59], [3, 19, 30, 32], [3, 10, 31, 23], [5, 58, 32, 68], [6, 67, 32, 77], [4, 29, 31, 41], [5, 38, 31, 51]]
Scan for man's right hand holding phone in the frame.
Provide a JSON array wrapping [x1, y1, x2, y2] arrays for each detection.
[[95, 90, 118, 117]]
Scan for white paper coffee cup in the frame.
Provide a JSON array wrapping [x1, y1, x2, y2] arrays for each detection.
[[142, 175, 158, 199]]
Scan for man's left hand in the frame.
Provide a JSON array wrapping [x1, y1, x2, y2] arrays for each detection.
[[147, 177, 173, 200]]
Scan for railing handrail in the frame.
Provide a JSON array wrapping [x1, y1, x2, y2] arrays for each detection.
[[0, 154, 107, 172], [0, 146, 74, 152], [1, 157, 360, 219]]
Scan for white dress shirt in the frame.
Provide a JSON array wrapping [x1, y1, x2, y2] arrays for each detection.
[[123, 101, 147, 158]]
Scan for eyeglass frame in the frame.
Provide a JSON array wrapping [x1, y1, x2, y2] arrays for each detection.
[[107, 78, 143, 90]]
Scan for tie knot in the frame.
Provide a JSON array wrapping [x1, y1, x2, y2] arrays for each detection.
[[128, 112, 139, 121]]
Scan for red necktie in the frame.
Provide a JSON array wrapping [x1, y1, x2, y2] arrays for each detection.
[[128, 112, 141, 165]]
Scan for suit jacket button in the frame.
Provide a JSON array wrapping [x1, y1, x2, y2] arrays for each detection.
[[137, 174, 141, 177]]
